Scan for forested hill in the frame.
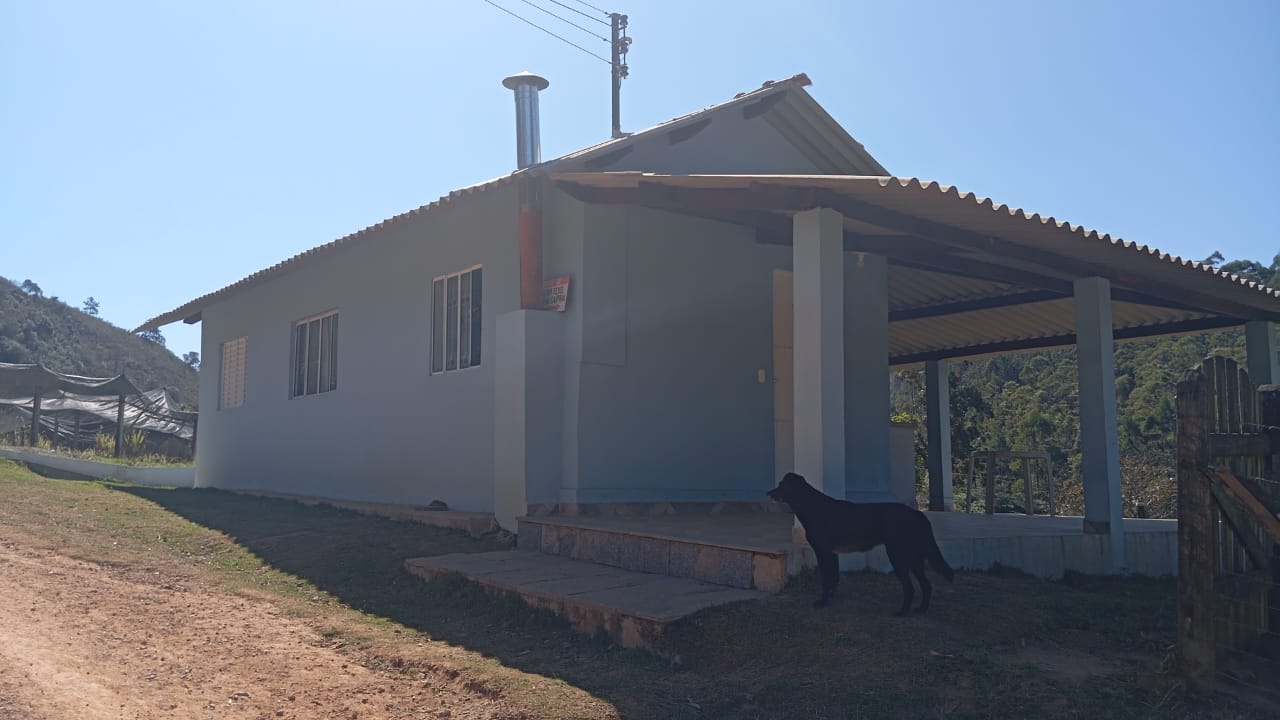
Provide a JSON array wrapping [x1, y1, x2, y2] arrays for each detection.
[[891, 252, 1279, 518], [0, 276, 198, 406]]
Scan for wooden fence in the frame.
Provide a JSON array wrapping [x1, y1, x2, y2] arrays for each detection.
[[1176, 356, 1280, 699]]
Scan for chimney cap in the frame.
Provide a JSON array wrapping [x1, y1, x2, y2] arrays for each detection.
[[503, 71, 549, 91]]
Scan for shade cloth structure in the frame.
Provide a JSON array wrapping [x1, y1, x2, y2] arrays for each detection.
[[0, 363, 195, 455], [0, 362, 141, 398], [0, 388, 196, 440], [0, 406, 25, 436]]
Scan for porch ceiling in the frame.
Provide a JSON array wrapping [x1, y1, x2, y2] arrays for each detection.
[[552, 172, 1280, 364]]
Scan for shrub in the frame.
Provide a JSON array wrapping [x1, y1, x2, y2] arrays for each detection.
[[94, 431, 115, 457], [123, 429, 146, 457]]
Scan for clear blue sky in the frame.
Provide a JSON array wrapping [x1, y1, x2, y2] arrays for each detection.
[[3, 0, 1278, 362]]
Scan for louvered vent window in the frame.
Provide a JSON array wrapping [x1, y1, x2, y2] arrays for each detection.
[[219, 336, 247, 409]]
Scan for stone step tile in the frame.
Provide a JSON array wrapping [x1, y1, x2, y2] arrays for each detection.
[[404, 550, 767, 659], [517, 518, 790, 592]]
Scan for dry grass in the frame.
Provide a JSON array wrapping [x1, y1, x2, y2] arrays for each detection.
[[0, 458, 1271, 719]]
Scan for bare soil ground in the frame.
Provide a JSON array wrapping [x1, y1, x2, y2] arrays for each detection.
[[0, 458, 1271, 720], [0, 535, 515, 720]]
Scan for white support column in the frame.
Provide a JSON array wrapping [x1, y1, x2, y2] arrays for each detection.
[[792, 207, 845, 499], [844, 251, 892, 502], [494, 310, 564, 532], [926, 359, 954, 511], [1074, 276, 1125, 570], [1245, 321, 1278, 387]]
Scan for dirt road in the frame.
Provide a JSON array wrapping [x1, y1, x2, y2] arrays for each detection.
[[0, 535, 517, 720]]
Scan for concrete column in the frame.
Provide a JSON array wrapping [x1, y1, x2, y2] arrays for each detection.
[[1245, 321, 1278, 387], [925, 359, 954, 511], [494, 310, 564, 531], [1074, 276, 1125, 570], [844, 251, 892, 502], [792, 207, 845, 499]]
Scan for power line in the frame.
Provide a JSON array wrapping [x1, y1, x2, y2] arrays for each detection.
[[514, 0, 608, 41], [543, 0, 609, 26], [565, 0, 608, 14], [481, 0, 610, 64]]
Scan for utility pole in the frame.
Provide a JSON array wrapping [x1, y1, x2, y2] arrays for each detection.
[[610, 12, 630, 138]]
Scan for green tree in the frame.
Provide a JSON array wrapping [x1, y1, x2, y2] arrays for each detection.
[[137, 328, 166, 347]]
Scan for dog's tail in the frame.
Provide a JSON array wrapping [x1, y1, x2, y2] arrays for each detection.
[[925, 522, 955, 583]]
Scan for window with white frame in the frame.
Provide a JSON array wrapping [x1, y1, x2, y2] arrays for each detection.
[[432, 266, 482, 374], [291, 311, 338, 397], [220, 336, 247, 409]]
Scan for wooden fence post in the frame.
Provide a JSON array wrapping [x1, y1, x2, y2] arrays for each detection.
[[1023, 458, 1033, 515], [1177, 367, 1215, 693], [985, 456, 996, 515], [1257, 385, 1280, 642], [1259, 385, 1280, 485], [30, 391, 41, 447], [114, 395, 125, 459]]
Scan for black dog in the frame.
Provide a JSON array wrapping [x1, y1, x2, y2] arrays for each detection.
[[767, 472, 954, 615]]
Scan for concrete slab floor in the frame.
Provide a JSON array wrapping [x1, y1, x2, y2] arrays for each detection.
[[406, 551, 766, 624]]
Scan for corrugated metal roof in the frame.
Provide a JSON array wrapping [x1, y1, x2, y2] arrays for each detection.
[[840, 176, 1280, 302], [888, 299, 1214, 361], [135, 174, 521, 331], [138, 74, 882, 332], [551, 171, 1280, 362], [552, 73, 885, 175], [552, 172, 1280, 311], [887, 265, 1014, 311]]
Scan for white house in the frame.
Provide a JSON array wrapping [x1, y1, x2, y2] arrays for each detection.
[[139, 73, 1280, 572]]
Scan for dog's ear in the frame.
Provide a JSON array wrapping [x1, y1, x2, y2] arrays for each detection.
[[782, 472, 804, 485]]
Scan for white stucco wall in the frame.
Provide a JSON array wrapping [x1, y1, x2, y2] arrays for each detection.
[[196, 183, 519, 511], [543, 197, 791, 504], [0, 446, 196, 487], [539, 111, 831, 504], [580, 207, 790, 502], [194, 105, 848, 512]]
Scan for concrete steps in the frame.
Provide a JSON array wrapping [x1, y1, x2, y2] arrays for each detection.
[[403, 511, 1177, 656], [516, 514, 792, 592], [403, 514, 791, 656], [404, 550, 765, 659]]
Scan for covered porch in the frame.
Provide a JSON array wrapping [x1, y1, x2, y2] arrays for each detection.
[[543, 171, 1280, 574]]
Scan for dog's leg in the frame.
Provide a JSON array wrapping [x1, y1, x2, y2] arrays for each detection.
[[814, 550, 838, 608], [911, 555, 932, 613], [887, 548, 914, 616]]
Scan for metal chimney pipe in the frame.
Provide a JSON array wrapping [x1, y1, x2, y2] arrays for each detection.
[[502, 71, 549, 170]]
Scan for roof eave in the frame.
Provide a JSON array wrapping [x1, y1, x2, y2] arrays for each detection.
[[138, 73, 890, 330]]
